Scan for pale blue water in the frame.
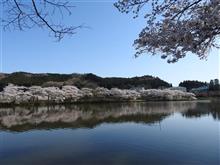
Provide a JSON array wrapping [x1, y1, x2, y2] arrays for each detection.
[[0, 100, 219, 164]]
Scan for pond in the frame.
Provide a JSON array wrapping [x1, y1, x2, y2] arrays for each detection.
[[0, 100, 219, 164]]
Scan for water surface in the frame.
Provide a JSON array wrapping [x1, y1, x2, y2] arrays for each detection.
[[0, 100, 219, 164]]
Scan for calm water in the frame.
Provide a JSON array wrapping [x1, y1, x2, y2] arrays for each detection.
[[0, 100, 219, 165]]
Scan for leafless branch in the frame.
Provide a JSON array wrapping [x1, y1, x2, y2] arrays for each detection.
[[1, 0, 81, 41], [171, 0, 203, 20]]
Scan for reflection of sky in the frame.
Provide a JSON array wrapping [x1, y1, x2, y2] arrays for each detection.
[[0, 113, 219, 164], [1, 2, 219, 86]]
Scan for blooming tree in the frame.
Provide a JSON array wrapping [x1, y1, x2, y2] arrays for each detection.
[[115, 0, 220, 63]]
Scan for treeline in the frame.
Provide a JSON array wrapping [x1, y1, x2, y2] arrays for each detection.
[[179, 79, 220, 91], [0, 72, 171, 90], [179, 80, 208, 91], [209, 79, 220, 91]]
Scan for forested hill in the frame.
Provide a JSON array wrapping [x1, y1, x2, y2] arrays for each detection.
[[0, 72, 171, 89], [179, 80, 208, 91]]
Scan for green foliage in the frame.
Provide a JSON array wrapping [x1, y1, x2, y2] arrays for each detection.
[[179, 80, 208, 91], [0, 72, 171, 90], [0, 72, 72, 88], [82, 74, 171, 89], [209, 79, 220, 91]]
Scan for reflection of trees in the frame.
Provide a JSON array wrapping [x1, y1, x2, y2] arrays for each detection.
[[210, 99, 220, 120], [182, 99, 220, 120], [0, 101, 218, 132]]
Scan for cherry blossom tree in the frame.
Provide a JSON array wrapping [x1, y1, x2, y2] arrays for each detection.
[[115, 0, 220, 63]]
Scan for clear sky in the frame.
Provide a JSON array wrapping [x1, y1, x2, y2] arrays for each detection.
[[1, 1, 219, 86]]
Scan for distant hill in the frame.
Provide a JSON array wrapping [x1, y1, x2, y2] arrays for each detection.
[[179, 80, 208, 91], [0, 72, 172, 90]]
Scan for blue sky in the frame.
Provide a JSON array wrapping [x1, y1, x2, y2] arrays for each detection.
[[1, 1, 219, 86]]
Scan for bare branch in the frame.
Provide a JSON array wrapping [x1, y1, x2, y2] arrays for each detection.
[[171, 0, 203, 20], [1, 0, 81, 41]]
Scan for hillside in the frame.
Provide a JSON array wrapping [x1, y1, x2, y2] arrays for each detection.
[[0, 72, 171, 90], [179, 80, 208, 91]]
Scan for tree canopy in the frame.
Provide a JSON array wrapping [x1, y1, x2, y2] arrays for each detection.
[[179, 80, 208, 91], [115, 0, 220, 63], [209, 79, 220, 91]]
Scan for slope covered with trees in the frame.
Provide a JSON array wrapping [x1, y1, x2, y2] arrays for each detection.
[[179, 80, 208, 91], [0, 72, 171, 90]]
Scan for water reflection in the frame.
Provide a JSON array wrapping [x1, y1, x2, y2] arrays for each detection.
[[0, 100, 219, 132], [1, 100, 220, 165], [182, 99, 220, 120]]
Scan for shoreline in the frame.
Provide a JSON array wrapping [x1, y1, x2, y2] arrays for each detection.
[[0, 99, 203, 107]]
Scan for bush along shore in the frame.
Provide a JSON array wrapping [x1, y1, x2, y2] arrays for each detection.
[[0, 84, 197, 105]]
